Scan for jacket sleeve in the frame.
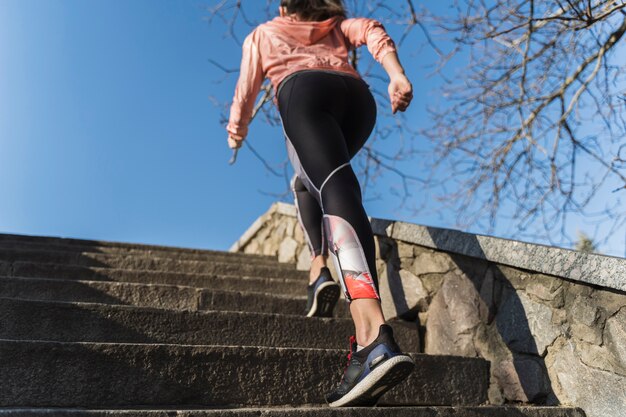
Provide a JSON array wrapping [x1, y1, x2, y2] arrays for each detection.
[[226, 29, 265, 142], [340, 17, 397, 64]]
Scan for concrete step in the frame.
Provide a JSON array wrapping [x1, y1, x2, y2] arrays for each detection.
[[0, 233, 273, 259], [0, 298, 418, 351], [0, 407, 586, 416], [0, 276, 353, 316], [0, 339, 490, 407], [2, 263, 307, 294], [0, 240, 282, 265], [0, 249, 306, 280]]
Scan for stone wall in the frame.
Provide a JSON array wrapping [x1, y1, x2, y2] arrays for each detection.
[[230, 202, 626, 417]]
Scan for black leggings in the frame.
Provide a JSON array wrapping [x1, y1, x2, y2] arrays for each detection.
[[277, 70, 379, 302]]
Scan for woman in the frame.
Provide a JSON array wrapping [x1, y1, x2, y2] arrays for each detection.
[[226, 0, 414, 407]]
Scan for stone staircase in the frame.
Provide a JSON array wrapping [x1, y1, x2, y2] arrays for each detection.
[[0, 233, 584, 416]]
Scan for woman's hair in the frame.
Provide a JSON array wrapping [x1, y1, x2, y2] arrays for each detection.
[[280, 0, 347, 21]]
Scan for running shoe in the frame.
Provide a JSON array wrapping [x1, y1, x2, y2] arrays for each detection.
[[326, 324, 415, 407], [305, 266, 340, 317]]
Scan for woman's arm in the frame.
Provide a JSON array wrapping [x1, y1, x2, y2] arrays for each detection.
[[340, 18, 413, 114], [382, 52, 413, 114], [226, 29, 265, 149]]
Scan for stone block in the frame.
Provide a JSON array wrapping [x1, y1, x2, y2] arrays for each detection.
[[293, 221, 304, 244], [274, 221, 289, 239], [526, 276, 564, 307], [296, 246, 311, 271], [278, 237, 298, 263], [243, 239, 260, 255], [570, 323, 603, 345], [425, 271, 481, 356], [604, 307, 626, 371], [398, 242, 415, 259], [285, 217, 296, 238], [380, 266, 430, 321], [576, 341, 622, 375], [410, 252, 454, 276], [492, 355, 551, 403], [479, 267, 503, 324], [254, 226, 272, 244], [496, 291, 561, 356], [419, 273, 445, 296], [547, 338, 626, 417], [569, 295, 600, 327]]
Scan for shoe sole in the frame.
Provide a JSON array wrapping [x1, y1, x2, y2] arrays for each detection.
[[327, 355, 415, 407], [306, 281, 340, 318]]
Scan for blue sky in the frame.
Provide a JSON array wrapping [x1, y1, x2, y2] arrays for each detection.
[[1, 0, 624, 257]]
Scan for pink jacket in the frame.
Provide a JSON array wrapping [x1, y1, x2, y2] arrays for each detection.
[[226, 15, 397, 141]]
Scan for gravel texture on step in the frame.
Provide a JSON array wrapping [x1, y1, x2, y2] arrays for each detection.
[[0, 406, 586, 416], [0, 340, 489, 408], [0, 251, 306, 280], [0, 276, 351, 317], [0, 234, 271, 259], [0, 298, 418, 351], [2, 263, 306, 294], [0, 241, 281, 265]]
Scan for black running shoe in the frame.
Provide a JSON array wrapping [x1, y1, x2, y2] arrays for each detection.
[[325, 324, 415, 407], [305, 267, 340, 317]]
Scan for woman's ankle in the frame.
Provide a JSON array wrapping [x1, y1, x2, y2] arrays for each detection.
[[349, 298, 386, 346], [309, 255, 328, 283]]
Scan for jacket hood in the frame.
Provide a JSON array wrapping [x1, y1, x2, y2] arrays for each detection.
[[264, 15, 343, 45]]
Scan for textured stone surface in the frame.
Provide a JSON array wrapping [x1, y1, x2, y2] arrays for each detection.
[[278, 237, 298, 263], [0, 246, 280, 268], [296, 245, 311, 271], [491, 356, 548, 403], [6, 263, 307, 294], [425, 271, 482, 357], [496, 292, 562, 356], [547, 338, 626, 417], [0, 225, 591, 417], [0, 275, 348, 317], [1, 254, 307, 281], [0, 232, 278, 261], [389, 221, 626, 293], [231, 203, 626, 417], [410, 252, 454, 276], [0, 298, 413, 349], [0, 406, 586, 416], [0, 340, 490, 407], [0, 275, 203, 311], [604, 307, 626, 372], [379, 264, 429, 321]]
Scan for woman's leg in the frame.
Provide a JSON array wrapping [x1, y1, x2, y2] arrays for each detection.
[[279, 71, 414, 407], [278, 71, 384, 345], [291, 174, 328, 283], [292, 172, 340, 317]]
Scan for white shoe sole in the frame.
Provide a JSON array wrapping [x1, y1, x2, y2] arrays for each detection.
[[327, 354, 415, 407], [306, 281, 340, 317]]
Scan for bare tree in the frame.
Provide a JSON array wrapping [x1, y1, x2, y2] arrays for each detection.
[[576, 231, 598, 252], [422, 0, 626, 248], [205, 0, 626, 252]]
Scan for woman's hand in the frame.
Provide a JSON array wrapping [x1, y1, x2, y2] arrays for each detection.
[[227, 135, 244, 149], [388, 74, 413, 114]]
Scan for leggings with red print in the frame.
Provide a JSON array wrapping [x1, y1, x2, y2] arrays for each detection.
[[276, 69, 380, 303]]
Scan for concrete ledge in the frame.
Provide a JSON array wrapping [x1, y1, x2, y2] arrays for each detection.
[[245, 203, 625, 293], [387, 221, 626, 293], [229, 202, 296, 252]]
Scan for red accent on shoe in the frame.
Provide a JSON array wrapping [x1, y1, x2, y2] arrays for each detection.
[[341, 335, 358, 380]]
